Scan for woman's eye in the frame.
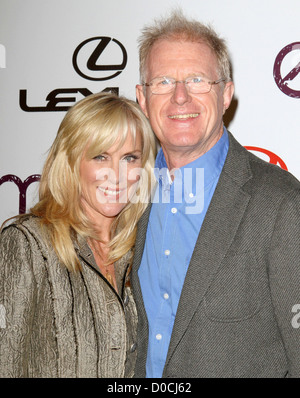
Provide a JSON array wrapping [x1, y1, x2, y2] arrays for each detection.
[[123, 155, 138, 163], [93, 155, 106, 161]]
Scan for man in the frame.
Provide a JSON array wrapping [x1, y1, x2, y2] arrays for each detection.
[[132, 10, 300, 378]]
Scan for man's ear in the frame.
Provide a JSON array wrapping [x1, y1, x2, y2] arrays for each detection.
[[223, 81, 235, 114], [136, 84, 149, 118]]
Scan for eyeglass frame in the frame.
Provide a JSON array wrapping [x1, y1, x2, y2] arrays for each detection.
[[142, 76, 226, 95]]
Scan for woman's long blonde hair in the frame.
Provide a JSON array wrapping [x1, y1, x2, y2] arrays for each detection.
[[30, 92, 156, 271]]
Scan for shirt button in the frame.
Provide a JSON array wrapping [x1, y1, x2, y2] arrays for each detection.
[[189, 192, 194, 198], [171, 207, 177, 214], [156, 334, 162, 341], [164, 249, 170, 256], [163, 293, 169, 300]]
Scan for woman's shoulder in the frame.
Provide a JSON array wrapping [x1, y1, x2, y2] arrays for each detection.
[[0, 215, 59, 282], [2, 214, 41, 235], [1, 215, 50, 253]]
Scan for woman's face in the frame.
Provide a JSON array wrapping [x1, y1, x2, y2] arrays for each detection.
[[80, 131, 143, 225]]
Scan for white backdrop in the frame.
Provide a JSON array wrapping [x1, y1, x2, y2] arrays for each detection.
[[1, 0, 299, 224]]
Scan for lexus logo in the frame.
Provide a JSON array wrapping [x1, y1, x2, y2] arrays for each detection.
[[73, 36, 127, 81]]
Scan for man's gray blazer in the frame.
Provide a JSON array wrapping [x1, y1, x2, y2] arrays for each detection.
[[131, 132, 300, 378]]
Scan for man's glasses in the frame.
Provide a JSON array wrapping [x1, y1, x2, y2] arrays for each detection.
[[143, 76, 226, 95]]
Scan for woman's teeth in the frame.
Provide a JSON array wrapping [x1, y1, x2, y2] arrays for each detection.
[[98, 187, 122, 195]]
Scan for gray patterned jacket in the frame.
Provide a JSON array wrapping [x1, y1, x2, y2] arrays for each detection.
[[132, 132, 300, 378], [0, 216, 137, 378]]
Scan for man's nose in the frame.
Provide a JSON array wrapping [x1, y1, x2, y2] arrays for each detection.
[[170, 81, 191, 105]]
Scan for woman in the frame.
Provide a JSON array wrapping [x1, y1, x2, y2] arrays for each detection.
[[0, 92, 156, 378]]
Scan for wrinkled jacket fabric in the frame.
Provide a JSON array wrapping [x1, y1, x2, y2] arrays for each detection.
[[0, 216, 137, 378]]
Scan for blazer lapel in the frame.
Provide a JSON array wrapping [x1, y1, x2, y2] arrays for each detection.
[[131, 202, 152, 307], [131, 203, 152, 373], [132, 202, 152, 277], [165, 132, 253, 365]]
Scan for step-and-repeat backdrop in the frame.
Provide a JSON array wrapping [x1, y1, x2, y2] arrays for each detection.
[[0, 0, 299, 224]]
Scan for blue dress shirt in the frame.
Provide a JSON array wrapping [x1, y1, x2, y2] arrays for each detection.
[[138, 128, 229, 378]]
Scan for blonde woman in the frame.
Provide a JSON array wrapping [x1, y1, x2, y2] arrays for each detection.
[[0, 92, 156, 378]]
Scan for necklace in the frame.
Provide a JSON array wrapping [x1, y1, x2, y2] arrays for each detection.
[[88, 238, 116, 288]]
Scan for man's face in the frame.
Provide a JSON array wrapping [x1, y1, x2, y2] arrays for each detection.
[[136, 39, 234, 164]]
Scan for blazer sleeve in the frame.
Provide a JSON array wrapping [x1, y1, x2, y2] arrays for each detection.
[[268, 187, 300, 377], [0, 226, 37, 377]]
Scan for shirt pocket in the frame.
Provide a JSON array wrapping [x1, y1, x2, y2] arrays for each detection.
[[204, 251, 263, 322]]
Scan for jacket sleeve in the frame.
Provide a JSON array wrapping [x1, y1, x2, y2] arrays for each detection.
[[0, 226, 37, 377], [268, 187, 300, 377]]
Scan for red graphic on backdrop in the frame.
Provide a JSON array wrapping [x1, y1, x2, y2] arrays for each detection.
[[273, 42, 300, 98], [0, 174, 40, 214], [244, 147, 288, 170]]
